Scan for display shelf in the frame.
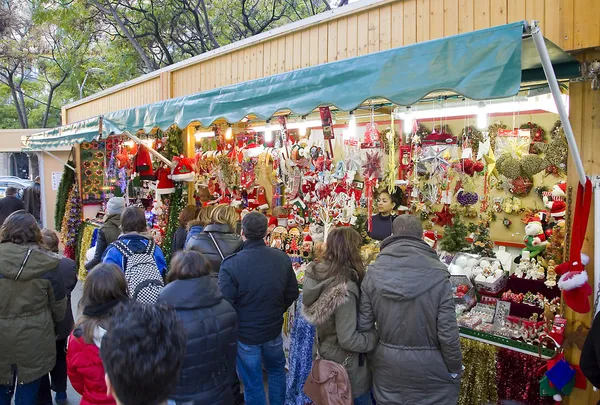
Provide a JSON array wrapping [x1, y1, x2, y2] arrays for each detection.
[[459, 327, 556, 359]]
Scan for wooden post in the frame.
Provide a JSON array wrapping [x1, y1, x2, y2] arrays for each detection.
[[564, 49, 600, 405], [186, 124, 196, 206]]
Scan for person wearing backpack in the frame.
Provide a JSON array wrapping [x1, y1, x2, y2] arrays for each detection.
[[102, 206, 166, 304]]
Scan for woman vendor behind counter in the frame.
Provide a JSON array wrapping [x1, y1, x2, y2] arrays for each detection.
[[369, 189, 405, 241]]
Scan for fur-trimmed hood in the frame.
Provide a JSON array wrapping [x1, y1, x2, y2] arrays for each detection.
[[302, 261, 358, 326], [186, 219, 204, 231]]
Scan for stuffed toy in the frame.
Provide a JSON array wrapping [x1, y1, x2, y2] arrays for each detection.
[[522, 218, 548, 258], [543, 181, 567, 221]]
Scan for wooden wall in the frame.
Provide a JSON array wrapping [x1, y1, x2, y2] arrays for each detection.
[[65, 0, 570, 124], [564, 49, 600, 405]]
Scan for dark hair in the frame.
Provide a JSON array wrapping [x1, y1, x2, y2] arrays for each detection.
[[179, 205, 198, 227], [377, 188, 404, 210], [167, 250, 211, 283], [100, 300, 187, 405], [242, 211, 268, 240], [0, 210, 41, 245], [76, 263, 128, 344], [322, 227, 365, 284], [120, 206, 147, 233], [5, 187, 17, 196], [40, 229, 59, 253]]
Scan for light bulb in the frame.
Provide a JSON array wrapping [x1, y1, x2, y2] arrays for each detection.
[[477, 101, 488, 130], [403, 106, 414, 134], [348, 111, 357, 138], [264, 120, 272, 143], [225, 125, 233, 140], [298, 116, 307, 137]]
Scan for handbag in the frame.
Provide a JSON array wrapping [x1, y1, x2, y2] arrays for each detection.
[[208, 232, 225, 260], [303, 334, 353, 405]]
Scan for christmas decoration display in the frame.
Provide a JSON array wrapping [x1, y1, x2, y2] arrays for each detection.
[[458, 338, 498, 405], [61, 186, 83, 260], [80, 141, 106, 203], [161, 184, 187, 265], [439, 218, 469, 253], [55, 158, 76, 229]]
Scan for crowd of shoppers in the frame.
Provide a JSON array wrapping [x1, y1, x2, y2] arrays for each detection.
[[0, 201, 469, 405]]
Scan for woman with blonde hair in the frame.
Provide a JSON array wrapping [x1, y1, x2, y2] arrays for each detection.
[[185, 204, 242, 275], [185, 205, 214, 246]]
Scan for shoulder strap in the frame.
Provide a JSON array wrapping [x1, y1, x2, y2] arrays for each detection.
[[112, 240, 134, 257], [15, 248, 33, 280], [208, 232, 225, 260], [145, 239, 156, 255]]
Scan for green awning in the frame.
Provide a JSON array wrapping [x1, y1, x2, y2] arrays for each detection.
[[21, 117, 101, 150], [25, 21, 580, 149]]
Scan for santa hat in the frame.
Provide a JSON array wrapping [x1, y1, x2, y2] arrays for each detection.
[[423, 230, 437, 248], [553, 181, 567, 197], [548, 200, 567, 218], [256, 187, 269, 210], [171, 155, 195, 182], [268, 216, 278, 227], [556, 255, 592, 314], [243, 143, 264, 159], [155, 166, 175, 195], [304, 234, 313, 243], [135, 145, 155, 181]]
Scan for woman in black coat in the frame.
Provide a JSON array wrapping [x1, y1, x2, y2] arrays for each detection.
[[184, 204, 242, 274], [158, 250, 238, 405]]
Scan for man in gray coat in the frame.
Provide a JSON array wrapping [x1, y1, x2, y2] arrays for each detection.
[[359, 214, 462, 405]]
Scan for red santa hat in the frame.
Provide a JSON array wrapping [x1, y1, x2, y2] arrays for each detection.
[[304, 234, 313, 243], [556, 254, 592, 314], [155, 166, 175, 195], [256, 187, 269, 210], [423, 230, 437, 248], [171, 155, 195, 182], [552, 181, 567, 198]]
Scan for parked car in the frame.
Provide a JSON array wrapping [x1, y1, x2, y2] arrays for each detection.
[[0, 177, 35, 199]]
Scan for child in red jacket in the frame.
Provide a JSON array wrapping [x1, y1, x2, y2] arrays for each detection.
[[67, 263, 128, 405]]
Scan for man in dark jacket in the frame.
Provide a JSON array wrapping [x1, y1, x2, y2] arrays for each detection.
[[359, 214, 462, 405], [581, 314, 600, 393], [0, 187, 24, 226], [37, 229, 78, 405], [219, 211, 299, 405], [24, 176, 42, 223], [85, 196, 125, 271]]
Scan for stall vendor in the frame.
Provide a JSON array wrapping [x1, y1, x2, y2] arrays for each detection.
[[369, 189, 404, 241]]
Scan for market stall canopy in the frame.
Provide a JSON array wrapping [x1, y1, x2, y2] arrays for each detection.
[[23, 21, 579, 149], [21, 116, 101, 151]]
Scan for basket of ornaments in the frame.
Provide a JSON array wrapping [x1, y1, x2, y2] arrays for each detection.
[[472, 258, 508, 295], [448, 252, 481, 279]]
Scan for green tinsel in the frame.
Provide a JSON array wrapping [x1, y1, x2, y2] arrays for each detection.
[[54, 159, 76, 229], [162, 184, 186, 267], [458, 338, 498, 405], [163, 126, 184, 161]]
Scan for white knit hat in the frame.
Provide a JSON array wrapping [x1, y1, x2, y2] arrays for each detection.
[[107, 197, 126, 215]]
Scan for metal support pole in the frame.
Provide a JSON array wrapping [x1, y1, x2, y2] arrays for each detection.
[[41, 149, 76, 172], [122, 130, 175, 168], [529, 20, 587, 187]]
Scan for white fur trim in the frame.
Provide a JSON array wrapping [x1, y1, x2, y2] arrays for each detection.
[[558, 271, 588, 291], [258, 203, 269, 210], [553, 394, 562, 402], [156, 187, 175, 195], [581, 253, 590, 265], [171, 173, 195, 182]]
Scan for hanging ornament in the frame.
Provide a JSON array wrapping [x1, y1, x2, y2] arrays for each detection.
[[432, 204, 454, 227], [362, 151, 381, 232]]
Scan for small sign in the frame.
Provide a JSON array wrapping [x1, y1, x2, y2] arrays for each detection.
[[51, 171, 63, 191]]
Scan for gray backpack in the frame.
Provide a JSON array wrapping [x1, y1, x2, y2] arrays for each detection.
[[112, 240, 164, 304]]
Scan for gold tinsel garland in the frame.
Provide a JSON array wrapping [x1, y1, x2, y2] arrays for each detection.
[[77, 223, 96, 281], [458, 338, 499, 405]]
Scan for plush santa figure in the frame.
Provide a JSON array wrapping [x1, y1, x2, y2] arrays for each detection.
[[171, 155, 196, 182], [544, 181, 567, 221], [135, 145, 155, 181], [522, 218, 548, 258], [154, 165, 175, 195]]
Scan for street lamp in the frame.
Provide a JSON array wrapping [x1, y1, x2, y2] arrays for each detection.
[[79, 68, 105, 99]]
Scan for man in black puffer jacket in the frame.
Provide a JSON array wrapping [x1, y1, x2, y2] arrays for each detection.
[[219, 212, 299, 405], [159, 250, 237, 405]]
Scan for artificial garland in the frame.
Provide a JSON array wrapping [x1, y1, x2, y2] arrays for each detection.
[[61, 186, 83, 260], [161, 126, 184, 161], [458, 338, 498, 405], [161, 184, 186, 266], [54, 159, 76, 229], [487, 122, 508, 151], [460, 126, 484, 157], [77, 224, 96, 280]]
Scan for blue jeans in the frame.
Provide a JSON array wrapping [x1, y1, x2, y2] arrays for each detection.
[[354, 391, 373, 405], [0, 377, 42, 405], [237, 335, 286, 405]]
